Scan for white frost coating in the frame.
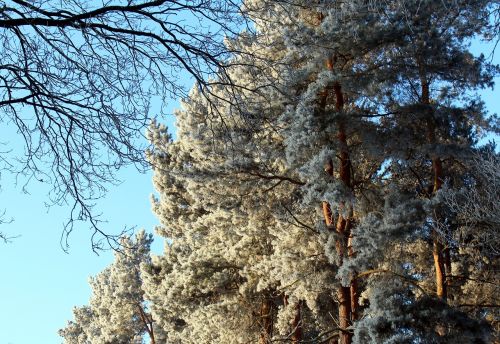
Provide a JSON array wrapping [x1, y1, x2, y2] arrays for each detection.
[[59, 231, 158, 343], [62, 0, 498, 342]]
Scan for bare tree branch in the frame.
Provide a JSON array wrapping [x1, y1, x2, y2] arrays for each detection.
[[0, 0, 244, 250]]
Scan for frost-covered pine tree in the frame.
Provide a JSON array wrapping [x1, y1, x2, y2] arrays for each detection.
[[144, 0, 498, 343], [59, 230, 161, 343], [63, 1, 498, 343], [142, 89, 334, 342], [275, 1, 498, 342]]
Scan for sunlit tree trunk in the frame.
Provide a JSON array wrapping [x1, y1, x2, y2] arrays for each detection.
[[420, 73, 448, 301], [323, 198, 352, 344], [320, 56, 357, 344], [259, 296, 274, 344]]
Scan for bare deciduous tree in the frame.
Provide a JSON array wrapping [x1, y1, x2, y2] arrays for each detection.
[[443, 150, 500, 257], [0, 0, 241, 250], [0, 209, 14, 243]]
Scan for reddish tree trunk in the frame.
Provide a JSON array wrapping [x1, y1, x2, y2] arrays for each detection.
[[283, 296, 303, 343], [291, 301, 303, 344], [259, 297, 274, 344], [431, 155, 447, 300], [323, 167, 353, 344], [318, 60, 357, 344], [323, 200, 334, 228], [348, 228, 359, 322], [336, 82, 358, 335], [422, 75, 447, 301], [433, 239, 447, 299], [337, 286, 352, 344]]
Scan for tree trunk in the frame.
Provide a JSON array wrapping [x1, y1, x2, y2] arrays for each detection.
[[421, 73, 447, 301], [348, 230, 359, 322], [336, 82, 357, 342], [337, 286, 352, 344], [283, 296, 303, 343], [137, 304, 155, 344], [323, 205, 352, 344], [430, 153, 447, 300], [259, 297, 274, 344], [316, 9, 358, 337], [291, 301, 303, 344], [319, 58, 357, 344], [433, 239, 447, 299]]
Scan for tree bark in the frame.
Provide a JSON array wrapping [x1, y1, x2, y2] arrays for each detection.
[[291, 301, 303, 344], [137, 304, 155, 344], [433, 239, 447, 299], [421, 74, 447, 301], [321, 74, 355, 344], [324, 201, 353, 344], [430, 152, 447, 300], [348, 232, 359, 322], [283, 296, 303, 343], [315, 8, 358, 339], [259, 297, 274, 344]]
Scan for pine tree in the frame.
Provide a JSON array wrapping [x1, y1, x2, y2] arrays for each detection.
[[63, 1, 498, 343], [144, 0, 497, 342], [60, 231, 159, 344]]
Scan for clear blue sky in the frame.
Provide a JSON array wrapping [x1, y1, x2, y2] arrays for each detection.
[[0, 108, 175, 343], [0, 165, 164, 344], [0, 41, 498, 344]]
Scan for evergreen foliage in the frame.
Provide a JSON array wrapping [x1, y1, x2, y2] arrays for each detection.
[[62, 1, 499, 343], [59, 231, 161, 343]]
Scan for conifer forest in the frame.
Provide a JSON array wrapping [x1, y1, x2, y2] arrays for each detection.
[[58, 1, 499, 343]]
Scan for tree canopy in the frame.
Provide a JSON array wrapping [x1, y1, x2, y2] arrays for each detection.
[[62, 0, 499, 343]]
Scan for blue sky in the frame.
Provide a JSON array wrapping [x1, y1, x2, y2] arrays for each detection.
[[0, 107, 176, 343], [0, 166, 163, 344], [0, 40, 498, 344]]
